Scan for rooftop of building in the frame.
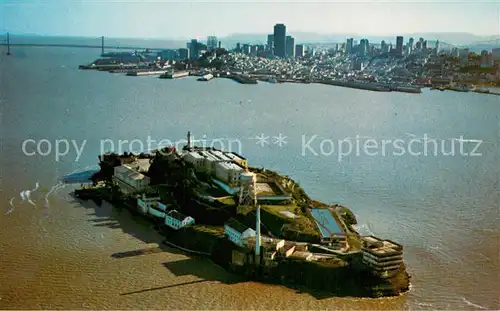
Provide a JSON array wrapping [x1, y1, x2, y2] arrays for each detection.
[[115, 165, 148, 181], [218, 162, 243, 171], [288, 251, 313, 259], [225, 217, 252, 234], [167, 210, 189, 221], [362, 236, 403, 254], [135, 158, 152, 172]]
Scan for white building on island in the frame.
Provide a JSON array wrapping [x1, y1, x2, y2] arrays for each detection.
[[113, 164, 150, 194], [224, 218, 256, 248], [361, 236, 404, 273], [165, 210, 195, 230]]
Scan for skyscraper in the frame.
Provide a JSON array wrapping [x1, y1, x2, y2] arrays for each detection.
[[380, 40, 387, 54], [178, 48, 189, 60], [459, 48, 469, 65], [189, 39, 199, 60], [242, 44, 251, 55], [359, 39, 368, 57], [346, 38, 354, 55], [207, 36, 218, 52], [396, 36, 404, 57], [418, 37, 424, 50], [273, 24, 286, 58], [408, 37, 414, 54], [435, 40, 440, 55], [286, 35, 295, 58], [295, 44, 304, 58], [267, 34, 274, 52]]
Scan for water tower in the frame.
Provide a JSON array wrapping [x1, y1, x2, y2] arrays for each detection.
[[238, 171, 257, 214]]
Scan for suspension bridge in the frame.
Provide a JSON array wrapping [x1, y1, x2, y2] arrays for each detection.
[[1, 34, 168, 55]]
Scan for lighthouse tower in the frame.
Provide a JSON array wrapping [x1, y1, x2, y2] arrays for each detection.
[[187, 131, 192, 150]]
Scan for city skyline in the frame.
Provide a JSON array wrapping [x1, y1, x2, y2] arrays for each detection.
[[1, 1, 499, 40]]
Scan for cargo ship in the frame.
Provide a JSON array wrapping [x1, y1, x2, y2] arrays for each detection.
[[74, 132, 410, 298]]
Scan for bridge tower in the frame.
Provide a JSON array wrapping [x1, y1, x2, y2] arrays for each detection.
[[101, 36, 104, 56], [7, 32, 11, 56]]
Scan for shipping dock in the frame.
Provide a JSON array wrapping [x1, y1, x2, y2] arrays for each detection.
[[126, 70, 168, 76], [227, 74, 258, 84], [198, 73, 214, 81], [321, 80, 392, 92], [159, 71, 190, 79], [391, 85, 422, 94]]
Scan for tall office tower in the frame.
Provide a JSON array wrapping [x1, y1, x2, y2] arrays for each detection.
[[396, 36, 404, 56], [273, 24, 286, 57], [207, 36, 218, 52], [418, 37, 424, 50], [286, 35, 295, 58], [295, 44, 304, 58], [381, 40, 387, 53], [346, 38, 354, 55], [267, 34, 274, 52], [235, 43, 241, 52], [423, 40, 428, 50], [178, 48, 189, 60], [480, 50, 489, 67], [435, 40, 440, 55], [492, 48, 500, 60], [359, 39, 368, 57], [189, 39, 199, 59], [242, 44, 251, 55], [250, 45, 258, 56], [459, 48, 469, 65]]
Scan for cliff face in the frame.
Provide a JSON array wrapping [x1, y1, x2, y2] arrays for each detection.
[[270, 260, 410, 297], [166, 227, 410, 298]]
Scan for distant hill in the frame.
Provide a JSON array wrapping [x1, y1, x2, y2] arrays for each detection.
[[221, 32, 500, 48], [3, 33, 499, 51]]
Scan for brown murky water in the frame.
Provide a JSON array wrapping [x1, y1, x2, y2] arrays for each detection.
[[0, 190, 410, 310]]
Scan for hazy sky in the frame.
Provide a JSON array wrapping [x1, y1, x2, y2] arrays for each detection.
[[1, 0, 499, 39]]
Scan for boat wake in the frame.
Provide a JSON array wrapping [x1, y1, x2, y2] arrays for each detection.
[[415, 302, 433, 307], [461, 297, 488, 309], [20, 181, 39, 207], [5, 197, 15, 215], [45, 182, 65, 209]]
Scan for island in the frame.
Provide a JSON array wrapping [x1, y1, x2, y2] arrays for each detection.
[[75, 132, 411, 298]]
